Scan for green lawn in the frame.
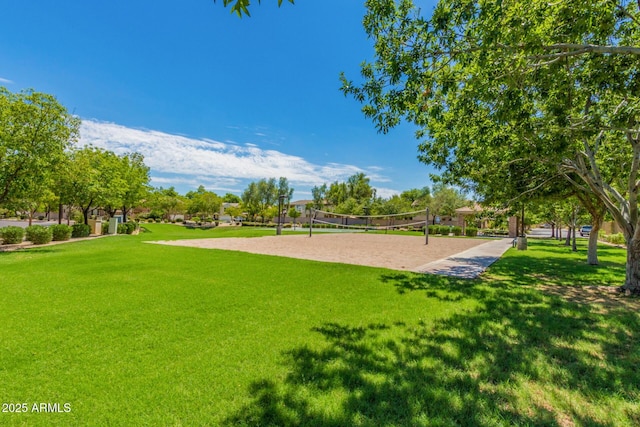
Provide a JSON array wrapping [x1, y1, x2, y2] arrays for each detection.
[[1, 224, 637, 426]]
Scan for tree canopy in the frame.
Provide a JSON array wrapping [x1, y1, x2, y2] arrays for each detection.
[[342, 0, 640, 292], [0, 88, 80, 206]]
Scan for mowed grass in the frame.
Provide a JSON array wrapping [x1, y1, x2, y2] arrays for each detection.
[[0, 224, 637, 426]]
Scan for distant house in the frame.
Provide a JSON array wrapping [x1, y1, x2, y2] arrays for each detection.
[[289, 200, 313, 217], [219, 202, 240, 222]]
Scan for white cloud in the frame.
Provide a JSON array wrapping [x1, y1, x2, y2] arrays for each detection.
[[375, 187, 400, 199], [79, 120, 390, 190], [0, 77, 14, 84]]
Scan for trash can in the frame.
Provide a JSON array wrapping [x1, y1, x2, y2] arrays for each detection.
[[108, 218, 119, 234]]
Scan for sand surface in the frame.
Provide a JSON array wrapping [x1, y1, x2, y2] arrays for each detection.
[[149, 233, 491, 272]]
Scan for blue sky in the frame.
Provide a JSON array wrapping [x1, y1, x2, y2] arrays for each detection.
[[0, 0, 437, 200]]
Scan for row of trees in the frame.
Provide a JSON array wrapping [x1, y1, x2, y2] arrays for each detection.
[[311, 174, 467, 219], [141, 174, 469, 225], [145, 186, 242, 222], [0, 88, 151, 225]]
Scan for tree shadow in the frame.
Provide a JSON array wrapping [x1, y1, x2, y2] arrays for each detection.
[[487, 240, 625, 287], [0, 247, 57, 256], [223, 273, 639, 425]]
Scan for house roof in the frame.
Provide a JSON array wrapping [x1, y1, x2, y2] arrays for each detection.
[[290, 200, 313, 206], [455, 203, 507, 215], [455, 203, 485, 214]]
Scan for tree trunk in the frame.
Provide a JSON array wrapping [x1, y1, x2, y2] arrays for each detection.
[[83, 207, 90, 225], [565, 227, 571, 246], [587, 220, 602, 265], [58, 203, 63, 225], [623, 236, 640, 295], [551, 223, 555, 238], [122, 206, 128, 223], [572, 225, 577, 252]]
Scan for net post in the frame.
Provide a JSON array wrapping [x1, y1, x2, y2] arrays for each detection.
[[309, 209, 315, 237], [425, 207, 429, 245]]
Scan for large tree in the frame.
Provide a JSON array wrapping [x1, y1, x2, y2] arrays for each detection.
[[429, 183, 467, 224], [342, 0, 640, 293], [58, 147, 126, 224], [0, 88, 79, 206], [118, 153, 150, 222], [186, 185, 222, 220]]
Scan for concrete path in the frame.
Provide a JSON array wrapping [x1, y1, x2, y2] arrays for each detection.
[[414, 238, 513, 279]]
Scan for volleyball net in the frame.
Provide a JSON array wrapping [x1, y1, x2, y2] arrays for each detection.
[[309, 208, 429, 235]]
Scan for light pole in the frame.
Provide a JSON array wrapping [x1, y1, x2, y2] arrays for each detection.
[[363, 206, 369, 232], [276, 194, 285, 235], [425, 207, 429, 245]]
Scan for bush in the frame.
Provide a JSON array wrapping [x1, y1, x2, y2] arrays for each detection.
[[451, 226, 462, 236], [117, 223, 128, 234], [1, 226, 24, 244], [428, 225, 439, 235], [71, 223, 90, 238], [70, 210, 84, 223], [51, 224, 73, 241], [191, 216, 201, 224], [440, 226, 451, 235], [102, 222, 110, 234], [25, 225, 53, 245], [465, 227, 478, 237], [176, 218, 183, 223], [124, 222, 136, 234], [605, 233, 625, 245]]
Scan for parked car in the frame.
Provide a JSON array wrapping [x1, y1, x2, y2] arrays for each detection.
[[579, 225, 593, 237]]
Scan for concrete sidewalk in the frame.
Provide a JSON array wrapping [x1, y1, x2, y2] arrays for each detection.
[[413, 238, 513, 279]]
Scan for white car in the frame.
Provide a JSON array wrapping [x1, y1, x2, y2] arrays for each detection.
[[579, 225, 592, 237]]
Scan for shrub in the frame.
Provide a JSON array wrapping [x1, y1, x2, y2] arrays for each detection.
[[70, 210, 84, 223], [25, 225, 53, 245], [1, 226, 24, 244], [71, 223, 91, 238], [465, 227, 478, 237], [176, 218, 183, 223], [428, 225, 439, 235], [451, 226, 462, 236], [38, 215, 45, 220], [102, 222, 110, 234], [440, 226, 451, 235], [51, 224, 73, 241], [606, 233, 625, 245], [124, 222, 136, 234], [192, 216, 201, 224], [117, 223, 128, 234]]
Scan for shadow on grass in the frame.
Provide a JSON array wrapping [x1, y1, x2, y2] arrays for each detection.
[[224, 270, 639, 426], [0, 247, 58, 255], [487, 239, 626, 287]]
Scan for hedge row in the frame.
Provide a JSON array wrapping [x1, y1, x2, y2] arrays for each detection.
[[0, 221, 139, 245]]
